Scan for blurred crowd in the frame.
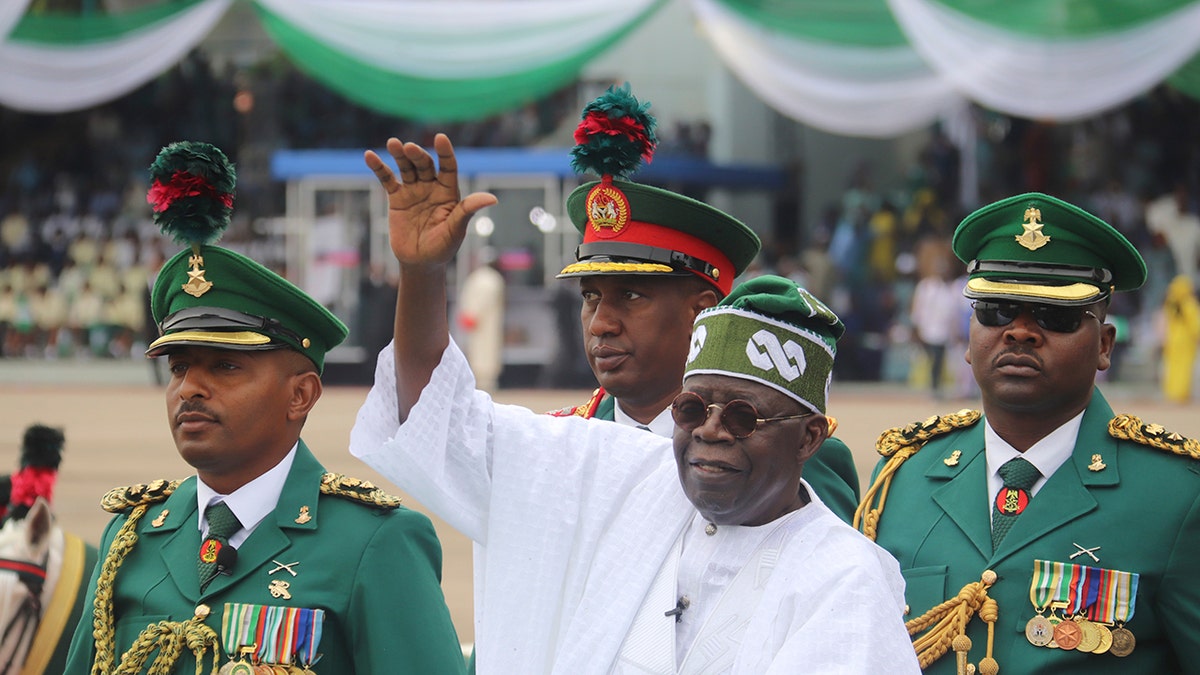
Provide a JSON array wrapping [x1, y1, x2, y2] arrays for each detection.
[[750, 87, 1200, 397], [1, 50, 1198, 399]]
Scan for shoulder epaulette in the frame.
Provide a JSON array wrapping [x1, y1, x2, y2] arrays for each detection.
[[877, 409, 982, 457], [545, 387, 604, 419], [320, 472, 403, 509], [1109, 414, 1200, 460], [101, 479, 180, 513]]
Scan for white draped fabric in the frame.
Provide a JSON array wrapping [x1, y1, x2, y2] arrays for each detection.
[[0, 0, 32, 40], [692, 0, 967, 137], [888, 0, 1200, 121], [2, 0, 1200, 135], [253, 0, 661, 79], [0, 0, 231, 113]]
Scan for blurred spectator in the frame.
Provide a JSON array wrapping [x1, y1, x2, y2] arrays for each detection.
[[1146, 183, 1200, 287], [1161, 275, 1200, 403], [457, 247, 506, 393], [908, 255, 965, 399]]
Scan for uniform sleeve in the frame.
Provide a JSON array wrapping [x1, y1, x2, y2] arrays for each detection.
[[63, 515, 123, 674], [1158, 486, 1200, 670], [346, 507, 466, 675]]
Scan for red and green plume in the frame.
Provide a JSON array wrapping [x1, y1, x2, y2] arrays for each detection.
[[570, 82, 657, 180], [146, 141, 236, 246]]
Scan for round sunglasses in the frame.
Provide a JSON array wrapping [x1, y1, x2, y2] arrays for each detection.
[[972, 301, 1099, 334], [670, 391, 811, 439]]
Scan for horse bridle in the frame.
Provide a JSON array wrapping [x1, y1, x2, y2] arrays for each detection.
[[0, 554, 48, 673]]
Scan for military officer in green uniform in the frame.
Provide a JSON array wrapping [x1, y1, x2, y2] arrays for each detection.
[[64, 142, 465, 675], [856, 192, 1200, 674], [548, 84, 860, 522]]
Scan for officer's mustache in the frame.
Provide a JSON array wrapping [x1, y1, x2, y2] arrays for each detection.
[[175, 401, 219, 422]]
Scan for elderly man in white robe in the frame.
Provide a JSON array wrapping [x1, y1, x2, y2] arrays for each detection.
[[350, 129, 917, 674]]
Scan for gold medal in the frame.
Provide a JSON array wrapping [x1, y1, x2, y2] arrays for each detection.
[[221, 661, 254, 675], [1075, 618, 1101, 653], [1053, 618, 1082, 651], [1109, 625, 1136, 657], [1092, 623, 1112, 654], [1025, 615, 1053, 647]]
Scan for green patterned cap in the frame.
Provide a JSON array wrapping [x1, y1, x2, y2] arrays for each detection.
[[685, 275, 844, 413], [953, 192, 1146, 306], [146, 245, 348, 373]]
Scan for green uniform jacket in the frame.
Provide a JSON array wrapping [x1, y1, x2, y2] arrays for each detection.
[[64, 442, 465, 675], [586, 390, 861, 523], [870, 390, 1200, 674]]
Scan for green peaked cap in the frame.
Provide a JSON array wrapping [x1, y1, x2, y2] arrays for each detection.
[[952, 192, 1147, 306], [685, 275, 843, 413], [147, 246, 348, 373]]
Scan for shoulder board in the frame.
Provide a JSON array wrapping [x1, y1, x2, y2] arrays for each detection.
[[320, 473, 404, 509], [545, 387, 604, 419], [1109, 414, 1200, 460], [877, 409, 982, 457], [101, 479, 181, 513]]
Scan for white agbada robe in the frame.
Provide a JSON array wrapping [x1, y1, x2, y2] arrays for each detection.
[[350, 340, 917, 674]]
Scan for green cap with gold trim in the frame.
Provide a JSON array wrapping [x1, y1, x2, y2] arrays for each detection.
[[143, 141, 347, 372], [556, 84, 760, 296], [952, 192, 1146, 306]]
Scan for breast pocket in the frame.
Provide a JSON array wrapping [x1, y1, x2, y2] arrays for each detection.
[[902, 565, 949, 621]]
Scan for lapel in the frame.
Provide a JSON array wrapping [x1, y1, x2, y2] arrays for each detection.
[[930, 423, 993, 559], [205, 441, 325, 595], [143, 442, 326, 599], [992, 392, 1117, 564], [596, 392, 616, 421], [142, 478, 203, 599]]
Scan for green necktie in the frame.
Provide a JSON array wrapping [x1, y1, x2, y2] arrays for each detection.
[[198, 501, 241, 592], [991, 457, 1041, 550]]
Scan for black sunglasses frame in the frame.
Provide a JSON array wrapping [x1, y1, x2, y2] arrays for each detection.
[[670, 392, 810, 439], [971, 301, 1099, 334]]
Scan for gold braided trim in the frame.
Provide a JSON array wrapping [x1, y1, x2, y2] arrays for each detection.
[[907, 571, 1000, 673], [320, 473, 403, 509], [1109, 414, 1200, 459], [90, 503, 148, 674], [113, 608, 220, 675], [101, 480, 180, 513], [558, 261, 675, 275], [854, 409, 981, 540]]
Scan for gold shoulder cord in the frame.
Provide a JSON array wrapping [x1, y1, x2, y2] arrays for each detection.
[[853, 409, 980, 539], [319, 473, 404, 509], [1109, 414, 1200, 459], [851, 410, 996, 674], [90, 480, 221, 675]]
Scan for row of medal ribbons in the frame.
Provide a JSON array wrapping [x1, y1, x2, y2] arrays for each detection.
[[1024, 560, 1138, 656], [218, 602, 325, 674]]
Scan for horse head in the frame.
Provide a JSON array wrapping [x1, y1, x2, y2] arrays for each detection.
[[0, 497, 59, 674]]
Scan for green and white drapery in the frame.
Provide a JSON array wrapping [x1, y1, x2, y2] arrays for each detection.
[[2, 0, 1200, 137], [694, 0, 1200, 136], [0, 0, 666, 119]]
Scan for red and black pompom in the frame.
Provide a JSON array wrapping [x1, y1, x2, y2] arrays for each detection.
[[146, 141, 236, 246], [569, 82, 657, 181]]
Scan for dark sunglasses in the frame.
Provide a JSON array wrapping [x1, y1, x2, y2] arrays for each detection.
[[972, 301, 1099, 333], [670, 391, 810, 439]]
